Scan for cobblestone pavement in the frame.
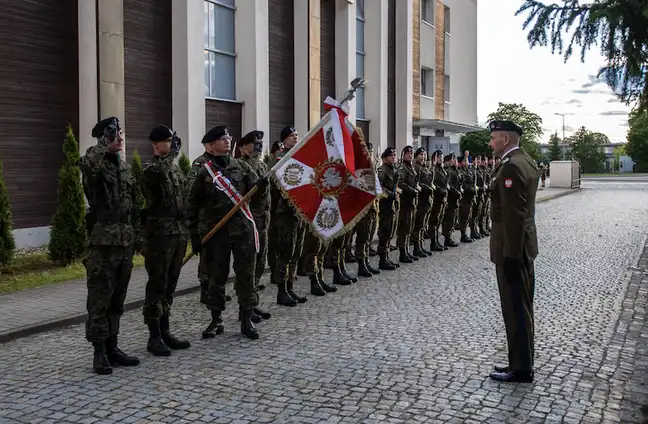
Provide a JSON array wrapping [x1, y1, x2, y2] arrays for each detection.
[[1, 184, 648, 424]]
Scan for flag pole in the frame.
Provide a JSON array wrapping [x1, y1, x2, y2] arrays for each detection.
[[181, 78, 367, 267]]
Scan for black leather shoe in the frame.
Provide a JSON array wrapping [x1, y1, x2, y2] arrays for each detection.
[[493, 364, 509, 373], [489, 370, 534, 383], [253, 307, 272, 320]]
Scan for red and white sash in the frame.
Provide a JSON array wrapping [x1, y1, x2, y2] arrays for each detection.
[[203, 163, 259, 253]]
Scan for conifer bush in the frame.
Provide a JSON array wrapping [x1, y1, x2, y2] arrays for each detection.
[[178, 151, 191, 177], [0, 158, 15, 267]]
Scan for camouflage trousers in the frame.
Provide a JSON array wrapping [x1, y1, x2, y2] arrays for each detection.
[[84, 245, 135, 343], [274, 213, 306, 284], [377, 200, 399, 254], [459, 195, 475, 230], [202, 226, 259, 312], [253, 210, 270, 287], [427, 195, 447, 236], [397, 205, 416, 248], [302, 230, 326, 276], [142, 235, 188, 321], [411, 200, 432, 243], [354, 208, 377, 259], [442, 196, 460, 237]]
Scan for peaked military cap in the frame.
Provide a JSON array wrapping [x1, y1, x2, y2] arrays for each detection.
[[149, 125, 174, 142], [414, 147, 426, 157], [280, 126, 296, 142], [239, 130, 264, 146], [202, 126, 229, 144], [91, 117, 121, 139], [381, 147, 396, 158], [488, 120, 523, 136]]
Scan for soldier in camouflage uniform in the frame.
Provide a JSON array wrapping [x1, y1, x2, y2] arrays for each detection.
[[187, 126, 266, 340], [81, 117, 141, 375], [236, 130, 273, 322], [265, 140, 284, 283], [442, 154, 461, 248], [354, 142, 381, 278], [471, 155, 486, 239], [458, 156, 476, 243], [427, 150, 449, 252], [396, 146, 420, 264], [376, 147, 400, 271], [477, 156, 491, 236], [140, 125, 191, 357], [410, 147, 433, 258], [272, 126, 309, 306]]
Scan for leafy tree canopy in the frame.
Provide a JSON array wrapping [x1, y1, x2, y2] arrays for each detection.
[[548, 132, 564, 161], [460, 130, 491, 158], [567, 126, 608, 172], [626, 109, 648, 171], [516, 0, 648, 111], [487, 102, 543, 159]]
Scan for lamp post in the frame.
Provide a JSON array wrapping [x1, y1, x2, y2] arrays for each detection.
[[555, 112, 566, 160]]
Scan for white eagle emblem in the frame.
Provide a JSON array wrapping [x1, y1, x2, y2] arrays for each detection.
[[321, 167, 343, 189]]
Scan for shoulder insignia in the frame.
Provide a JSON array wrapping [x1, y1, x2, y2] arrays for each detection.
[[502, 157, 511, 165]]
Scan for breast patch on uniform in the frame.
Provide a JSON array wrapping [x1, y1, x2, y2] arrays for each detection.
[[504, 178, 513, 188]]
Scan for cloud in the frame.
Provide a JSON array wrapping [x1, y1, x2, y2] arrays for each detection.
[[581, 74, 606, 89], [566, 99, 582, 106], [599, 111, 628, 116], [541, 97, 557, 106]]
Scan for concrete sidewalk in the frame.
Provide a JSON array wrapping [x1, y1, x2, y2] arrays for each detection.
[[0, 185, 578, 343]]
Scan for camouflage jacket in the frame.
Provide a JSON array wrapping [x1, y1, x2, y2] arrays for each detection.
[[80, 144, 140, 247], [398, 161, 419, 208], [413, 161, 433, 205], [240, 154, 270, 217], [475, 165, 486, 197], [433, 164, 449, 200], [140, 152, 188, 239], [188, 151, 214, 187], [378, 163, 399, 212], [187, 157, 259, 239], [447, 166, 462, 200]]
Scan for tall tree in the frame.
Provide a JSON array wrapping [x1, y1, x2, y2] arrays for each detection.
[[460, 130, 491, 157], [568, 126, 607, 173], [548, 132, 563, 161], [516, 0, 648, 111], [626, 110, 648, 172], [487, 102, 543, 159]]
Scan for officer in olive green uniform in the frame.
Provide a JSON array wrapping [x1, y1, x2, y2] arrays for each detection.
[[376, 147, 400, 271], [396, 146, 420, 263], [427, 150, 448, 252], [457, 156, 476, 243], [237, 130, 273, 322], [354, 142, 381, 278], [187, 126, 265, 340], [487, 120, 539, 383], [410, 147, 432, 257], [140, 126, 191, 357], [442, 154, 461, 248], [81, 117, 141, 375]]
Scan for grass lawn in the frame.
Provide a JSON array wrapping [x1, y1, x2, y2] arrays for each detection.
[[0, 251, 145, 295]]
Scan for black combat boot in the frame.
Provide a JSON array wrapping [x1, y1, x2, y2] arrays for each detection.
[[92, 342, 112, 375], [365, 258, 381, 275], [470, 226, 483, 239], [105, 336, 140, 367], [378, 253, 396, 270], [310, 274, 326, 296], [317, 271, 338, 292], [388, 255, 401, 268], [240, 309, 260, 340], [444, 234, 459, 247], [460, 231, 473, 243], [345, 250, 356, 263], [399, 248, 414, 263], [202, 310, 225, 338], [159, 315, 191, 350], [287, 278, 308, 303], [253, 307, 272, 320], [239, 308, 262, 324], [369, 247, 378, 257], [340, 260, 358, 283], [406, 245, 419, 261], [357, 258, 373, 278], [431, 234, 445, 252], [480, 225, 490, 237], [277, 281, 298, 307], [420, 238, 433, 255], [412, 241, 428, 258], [147, 320, 171, 357], [333, 264, 353, 285]]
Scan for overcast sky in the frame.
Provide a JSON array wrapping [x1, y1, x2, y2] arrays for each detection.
[[477, 0, 632, 144]]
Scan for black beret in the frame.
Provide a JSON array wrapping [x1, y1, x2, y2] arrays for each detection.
[[414, 147, 426, 157], [431, 150, 443, 159], [443, 154, 453, 162], [239, 130, 264, 146], [91, 117, 121, 138], [280, 126, 296, 142], [457, 156, 466, 163], [149, 125, 173, 142], [202, 126, 229, 144], [270, 140, 283, 154], [381, 147, 396, 158], [402, 145, 413, 154], [488, 120, 523, 136]]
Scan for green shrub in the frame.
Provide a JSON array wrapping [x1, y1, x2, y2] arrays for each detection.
[[48, 125, 86, 266], [178, 151, 191, 177], [131, 150, 146, 252], [0, 158, 15, 267]]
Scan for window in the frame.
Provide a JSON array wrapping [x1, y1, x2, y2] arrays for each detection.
[[355, 0, 366, 119], [421, 68, 434, 97], [444, 75, 450, 102], [443, 5, 450, 34], [204, 0, 236, 100], [421, 0, 435, 24]]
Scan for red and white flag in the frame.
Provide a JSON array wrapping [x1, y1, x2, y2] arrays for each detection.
[[269, 96, 383, 241]]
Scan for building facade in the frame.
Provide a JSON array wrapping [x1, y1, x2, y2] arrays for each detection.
[[0, 0, 478, 249]]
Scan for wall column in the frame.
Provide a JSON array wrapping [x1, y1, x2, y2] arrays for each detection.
[[309, 0, 322, 128], [365, 0, 388, 153], [334, 0, 356, 123], [172, 0, 206, 161], [394, 0, 414, 151], [97, 0, 126, 154], [235, 0, 270, 139], [294, 0, 310, 135], [78, 0, 99, 154]]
